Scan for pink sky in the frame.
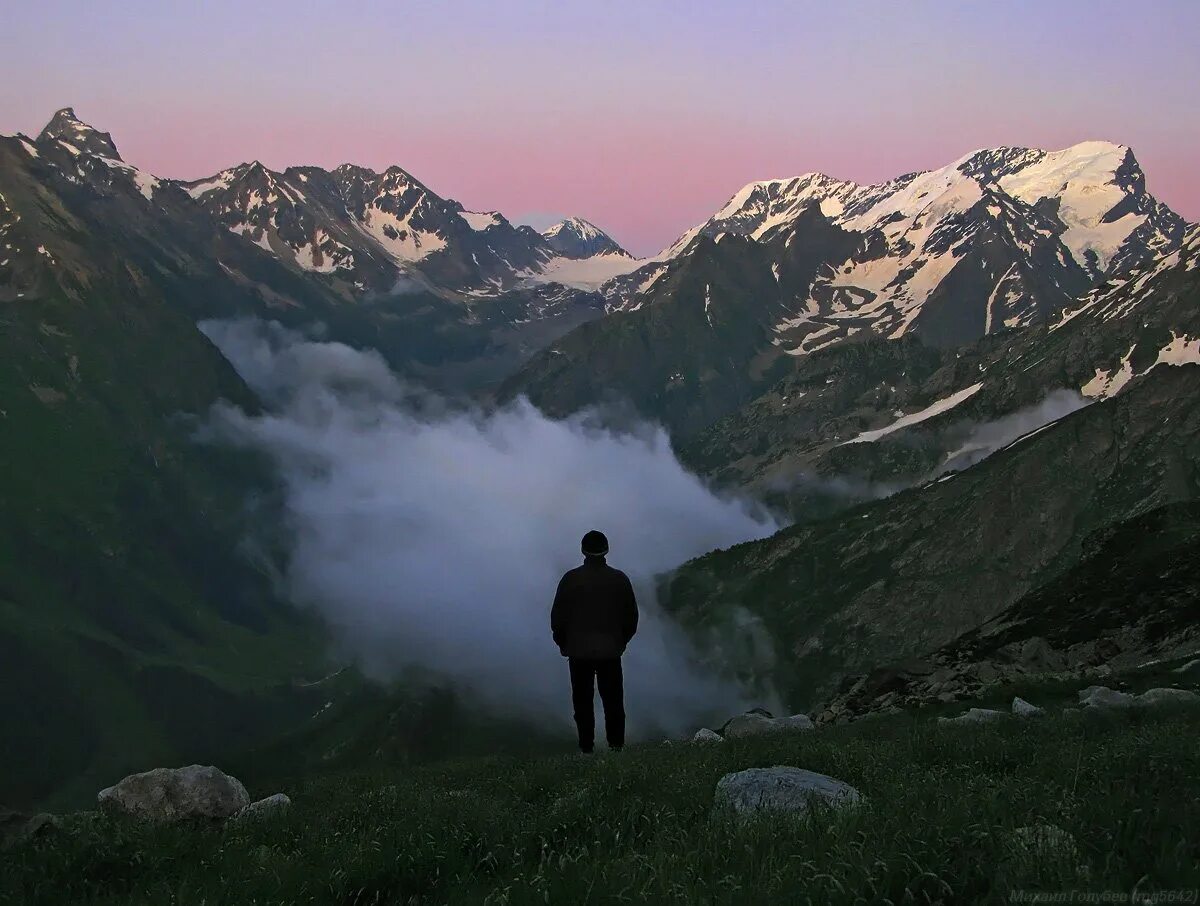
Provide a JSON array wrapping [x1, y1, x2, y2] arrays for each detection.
[[3, 1, 1197, 255]]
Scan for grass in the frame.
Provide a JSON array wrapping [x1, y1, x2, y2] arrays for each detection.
[[4, 701, 1198, 905]]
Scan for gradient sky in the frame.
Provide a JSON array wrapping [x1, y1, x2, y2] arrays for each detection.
[[3, 0, 1198, 256]]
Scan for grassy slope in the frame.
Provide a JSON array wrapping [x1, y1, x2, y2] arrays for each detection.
[[661, 364, 1200, 709], [2, 677, 1197, 904], [0, 138, 339, 810]]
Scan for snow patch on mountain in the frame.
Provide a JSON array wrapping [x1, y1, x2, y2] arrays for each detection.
[[998, 142, 1142, 274], [460, 210, 501, 231], [1155, 333, 1200, 367], [524, 252, 642, 290], [841, 383, 985, 444]]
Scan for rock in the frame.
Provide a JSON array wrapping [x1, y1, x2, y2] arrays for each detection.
[[970, 663, 1001, 685], [938, 708, 1006, 725], [720, 710, 816, 739], [1014, 637, 1065, 673], [1137, 687, 1200, 707], [98, 765, 250, 822], [692, 728, 723, 743], [723, 712, 776, 738], [1078, 686, 1136, 710], [1012, 697, 1043, 717], [779, 713, 815, 731], [723, 710, 814, 738], [236, 793, 291, 820], [713, 767, 861, 819]]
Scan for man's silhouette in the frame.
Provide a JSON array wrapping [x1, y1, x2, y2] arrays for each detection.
[[551, 530, 638, 753]]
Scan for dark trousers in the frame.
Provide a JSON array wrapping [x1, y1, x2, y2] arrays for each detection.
[[568, 657, 624, 752]]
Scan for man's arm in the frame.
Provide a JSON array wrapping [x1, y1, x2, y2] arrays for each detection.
[[551, 575, 569, 649], [622, 574, 639, 644]]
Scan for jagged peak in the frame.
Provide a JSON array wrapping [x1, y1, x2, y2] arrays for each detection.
[[334, 162, 379, 177], [543, 216, 604, 240], [541, 216, 628, 258], [37, 107, 121, 160]]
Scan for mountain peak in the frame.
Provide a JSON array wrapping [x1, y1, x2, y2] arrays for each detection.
[[37, 107, 122, 160], [542, 217, 628, 258]]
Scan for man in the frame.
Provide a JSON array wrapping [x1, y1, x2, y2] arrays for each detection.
[[550, 530, 639, 753]]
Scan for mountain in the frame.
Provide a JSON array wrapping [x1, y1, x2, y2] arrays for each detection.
[[183, 161, 561, 296], [0, 108, 645, 806], [541, 216, 629, 258], [815, 500, 1200, 724], [505, 142, 1191, 436], [680, 223, 1200, 505], [182, 157, 642, 304], [35, 106, 121, 159], [664, 362, 1200, 710], [3, 106, 1198, 811], [0, 115, 349, 808], [499, 207, 859, 436], [660, 230, 1200, 707]]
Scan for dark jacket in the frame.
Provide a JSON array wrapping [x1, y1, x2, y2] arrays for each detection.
[[551, 558, 639, 659]]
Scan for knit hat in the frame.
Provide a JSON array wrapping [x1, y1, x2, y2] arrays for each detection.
[[581, 530, 609, 557]]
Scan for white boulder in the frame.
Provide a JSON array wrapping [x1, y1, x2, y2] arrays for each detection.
[[723, 711, 814, 738], [1078, 686, 1136, 709], [1137, 687, 1200, 707], [236, 793, 292, 820], [938, 708, 1006, 725], [98, 765, 250, 822], [713, 766, 861, 819], [692, 728, 723, 743], [1012, 697, 1043, 717]]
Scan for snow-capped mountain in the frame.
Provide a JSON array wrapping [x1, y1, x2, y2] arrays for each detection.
[[672, 141, 1184, 280], [0, 108, 619, 390], [183, 162, 639, 297], [36, 107, 122, 160], [505, 141, 1193, 440], [541, 216, 628, 258], [606, 142, 1189, 350]]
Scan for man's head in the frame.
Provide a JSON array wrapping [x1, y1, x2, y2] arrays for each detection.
[[581, 530, 609, 559]]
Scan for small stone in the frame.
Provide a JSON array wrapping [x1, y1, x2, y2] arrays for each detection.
[[1137, 687, 1200, 707], [779, 713, 815, 730], [236, 793, 291, 821], [972, 663, 1001, 684], [1012, 697, 1043, 717], [938, 708, 1006, 725], [723, 710, 813, 738], [1078, 686, 1136, 710], [692, 728, 723, 743]]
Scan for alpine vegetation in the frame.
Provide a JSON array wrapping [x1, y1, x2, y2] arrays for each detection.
[[199, 319, 781, 736]]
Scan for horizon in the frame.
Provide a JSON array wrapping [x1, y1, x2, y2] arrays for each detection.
[[4, 0, 1198, 255]]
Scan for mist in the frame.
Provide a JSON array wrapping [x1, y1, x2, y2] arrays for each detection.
[[940, 390, 1090, 474], [198, 319, 781, 737]]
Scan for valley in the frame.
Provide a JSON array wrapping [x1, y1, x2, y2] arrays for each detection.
[[0, 105, 1197, 834]]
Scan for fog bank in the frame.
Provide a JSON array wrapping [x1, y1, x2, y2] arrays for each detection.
[[199, 319, 781, 736]]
